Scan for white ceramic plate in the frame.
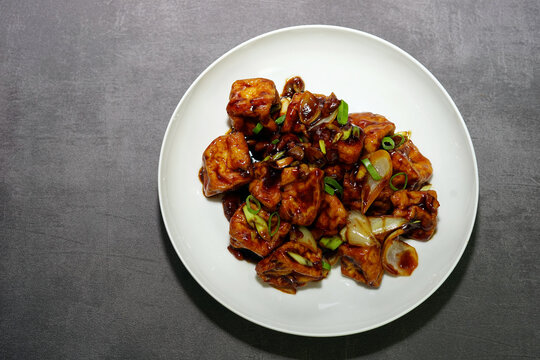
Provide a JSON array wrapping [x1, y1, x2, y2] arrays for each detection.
[[158, 25, 478, 337]]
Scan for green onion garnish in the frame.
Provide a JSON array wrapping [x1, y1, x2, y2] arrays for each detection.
[[382, 136, 395, 150], [275, 114, 286, 125], [245, 195, 261, 214], [271, 139, 279, 145], [299, 136, 305, 143], [394, 134, 405, 147], [272, 151, 285, 161], [332, 132, 342, 143], [324, 183, 335, 195], [361, 158, 382, 181], [324, 177, 343, 195], [411, 220, 421, 224], [341, 128, 351, 141], [242, 205, 268, 236], [319, 236, 343, 251], [322, 261, 331, 271], [389, 172, 408, 191], [319, 139, 326, 155], [268, 212, 280, 237], [337, 100, 349, 125], [287, 252, 313, 266], [352, 126, 360, 138], [253, 122, 263, 135]]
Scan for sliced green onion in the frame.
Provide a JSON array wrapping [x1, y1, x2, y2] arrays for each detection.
[[332, 132, 342, 143], [322, 261, 331, 271], [242, 205, 267, 236], [319, 139, 326, 155], [271, 139, 279, 145], [262, 155, 271, 162], [324, 183, 335, 196], [275, 114, 286, 125], [361, 158, 382, 181], [272, 151, 285, 161], [268, 212, 280, 237], [382, 136, 395, 150], [287, 252, 313, 266], [420, 184, 432, 191], [352, 125, 361, 138], [299, 136, 305, 143], [245, 195, 261, 214], [341, 128, 351, 141], [389, 172, 408, 191], [411, 220, 421, 224], [393, 133, 406, 147], [324, 177, 343, 194], [319, 236, 343, 251], [253, 122, 263, 135], [337, 100, 349, 125]]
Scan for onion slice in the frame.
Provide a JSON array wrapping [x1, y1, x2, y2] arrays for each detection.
[[339, 210, 378, 247], [368, 216, 408, 236], [382, 232, 418, 276]]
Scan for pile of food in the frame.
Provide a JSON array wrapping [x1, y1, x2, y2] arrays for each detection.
[[199, 76, 439, 294]]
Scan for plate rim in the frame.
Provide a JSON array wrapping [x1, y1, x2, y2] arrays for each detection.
[[158, 24, 479, 337]]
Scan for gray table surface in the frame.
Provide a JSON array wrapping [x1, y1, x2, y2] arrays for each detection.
[[1, 1, 539, 359]]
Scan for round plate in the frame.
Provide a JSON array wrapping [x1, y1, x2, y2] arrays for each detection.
[[158, 25, 478, 337]]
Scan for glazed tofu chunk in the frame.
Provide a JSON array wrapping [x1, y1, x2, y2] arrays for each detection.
[[226, 78, 281, 135], [255, 241, 324, 294], [229, 203, 291, 258], [279, 165, 324, 226], [201, 132, 253, 197], [339, 243, 383, 288], [349, 112, 396, 154]]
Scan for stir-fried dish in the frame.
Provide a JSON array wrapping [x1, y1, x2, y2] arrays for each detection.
[[199, 76, 439, 294]]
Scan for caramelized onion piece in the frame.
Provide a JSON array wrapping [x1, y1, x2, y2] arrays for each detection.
[[368, 216, 408, 236], [382, 231, 418, 276], [298, 91, 321, 125], [360, 150, 393, 213], [290, 226, 318, 252], [340, 210, 378, 247]]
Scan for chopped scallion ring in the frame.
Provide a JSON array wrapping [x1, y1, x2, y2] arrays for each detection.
[[393, 134, 406, 147], [361, 158, 382, 181], [245, 195, 261, 214], [271, 139, 279, 145], [341, 128, 351, 141], [319, 139, 326, 155], [275, 114, 286, 125], [352, 125, 361, 138], [287, 252, 313, 266], [253, 122, 263, 135], [324, 183, 335, 196], [382, 136, 395, 150], [337, 100, 349, 125], [268, 212, 280, 237], [322, 261, 331, 271], [272, 151, 285, 161], [319, 236, 343, 251], [389, 172, 408, 191], [324, 177, 343, 195]]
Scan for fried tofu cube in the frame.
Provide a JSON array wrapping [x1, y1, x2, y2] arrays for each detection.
[[226, 78, 280, 135], [201, 132, 252, 197]]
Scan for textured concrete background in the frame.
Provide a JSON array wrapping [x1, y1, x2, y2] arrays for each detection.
[[1, 0, 539, 359]]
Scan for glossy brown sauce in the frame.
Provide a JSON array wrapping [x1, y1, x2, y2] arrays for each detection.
[[398, 250, 417, 271]]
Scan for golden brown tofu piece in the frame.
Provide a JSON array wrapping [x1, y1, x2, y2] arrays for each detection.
[[391, 190, 440, 240], [349, 112, 396, 154], [201, 132, 252, 197], [339, 243, 383, 288], [390, 139, 433, 189], [255, 241, 324, 294], [229, 204, 291, 258], [248, 162, 282, 211], [226, 78, 280, 135], [314, 193, 348, 237], [279, 166, 324, 226]]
